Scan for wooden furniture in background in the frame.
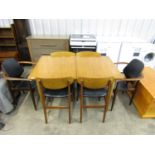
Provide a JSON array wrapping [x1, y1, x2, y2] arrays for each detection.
[[13, 19, 31, 61], [0, 24, 19, 64], [133, 67, 155, 118], [26, 36, 69, 61]]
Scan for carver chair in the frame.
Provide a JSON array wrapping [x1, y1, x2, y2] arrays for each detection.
[[37, 77, 74, 124], [78, 77, 114, 123], [1, 58, 37, 110], [110, 59, 144, 111]]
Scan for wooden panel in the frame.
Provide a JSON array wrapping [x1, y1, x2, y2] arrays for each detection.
[[76, 56, 124, 80], [27, 36, 69, 61], [28, 55, 76, 80], [133, 67, 155, 118], [29, 39, 68, 49]]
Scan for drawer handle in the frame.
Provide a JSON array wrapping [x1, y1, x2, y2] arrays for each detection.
[[40, 44, 57, 47]]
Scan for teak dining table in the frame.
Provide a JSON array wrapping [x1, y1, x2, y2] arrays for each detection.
[[28, 55, 124, 80]]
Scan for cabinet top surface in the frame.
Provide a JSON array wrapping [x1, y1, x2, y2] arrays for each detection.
[[26, 35, 69, 40], [141, 67, 155, 98]]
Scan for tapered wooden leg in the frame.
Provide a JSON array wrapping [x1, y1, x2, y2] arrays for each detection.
[[43, 106, 48, 124], [103, 107, 107, 122], [30, 89, 37, 111], [129, 81, 139, 105], [80, 95, 83, 123], [110, 89, 118, 111], [68, 95, 71, 124]]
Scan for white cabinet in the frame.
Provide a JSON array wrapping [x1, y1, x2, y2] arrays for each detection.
[[97, 42, 121, 62], [118, 42, 155, 71]]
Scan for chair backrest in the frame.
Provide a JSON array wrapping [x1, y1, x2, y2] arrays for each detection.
[[50, 51, 75, 57], [38, 77, 74, 89], [78, 77, 113, 89], [123, 59, 144, 78], [76, 51, 101, 57], [1, 58, 24, 77]]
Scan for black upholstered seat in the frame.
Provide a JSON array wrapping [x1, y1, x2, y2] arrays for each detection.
[[1, 58, 37, 110], [111, 59, 144, 111], [44, 87, 69, 98], [83, 88, 107, 97]]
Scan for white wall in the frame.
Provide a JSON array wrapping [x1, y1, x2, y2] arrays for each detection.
[[1, 19, 155, 42], [28, 19, 155, 42], [0, 19, 13, 27]]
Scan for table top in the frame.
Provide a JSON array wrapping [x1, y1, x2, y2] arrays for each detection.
[[28, 55, 123, 81], [140, 67, 155, 98], [28, 55, 76, 80], [76, 56, 124, 80]]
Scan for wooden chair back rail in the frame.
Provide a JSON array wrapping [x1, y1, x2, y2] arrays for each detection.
[[51, 51, 75, 57], [76, 51, 101, 57]]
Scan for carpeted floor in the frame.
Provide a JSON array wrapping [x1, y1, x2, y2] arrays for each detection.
[[0, 91, 155, 135]]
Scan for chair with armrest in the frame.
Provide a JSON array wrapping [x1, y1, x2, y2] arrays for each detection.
[[78, 77, 114, 123], [110, 59, 144, 111], [1, 58, 37, 110], [76, 51, 101, 57], [37, 77, 74, 124], [50, 51, 75, 57]]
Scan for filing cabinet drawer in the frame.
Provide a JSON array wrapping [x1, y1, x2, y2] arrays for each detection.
[[30, 39, 69, 50]]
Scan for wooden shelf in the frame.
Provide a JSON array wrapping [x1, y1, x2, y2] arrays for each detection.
[[0, 44, 16, 46], [0, 24, 19, 64], [0, 36, 14, 39]]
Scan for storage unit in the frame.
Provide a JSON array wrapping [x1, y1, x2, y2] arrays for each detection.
[[26, 36, 69, 61], [133, 67, 155, 118], [0, 24, 19, 64], [13, 19, 31, 61], [118, 42, 155, 71]]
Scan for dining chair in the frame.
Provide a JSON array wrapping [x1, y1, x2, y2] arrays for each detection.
[[37, 77, 74, 124], [78, 77, 114, 123], [1, 58, 38, 110], [110, 59, 144, 111], [76, 51, 101, 57], [50, 51, 75, 57]]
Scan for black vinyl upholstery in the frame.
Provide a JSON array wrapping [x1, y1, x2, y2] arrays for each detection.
[[2, 58, 24, 77], [123, 59, 144, 78], [83, 88, 107, 97]]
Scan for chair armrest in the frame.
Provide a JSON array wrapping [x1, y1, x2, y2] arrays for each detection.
[[4, 76, 32, 82], [116, 75, 143, 81], [18, 61, 36, 65], [114, 62, 128, 65]]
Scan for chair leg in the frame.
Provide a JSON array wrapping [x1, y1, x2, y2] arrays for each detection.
[[80, 95, 83, 123], [103, 107, 107, 122], [111, 89, 118, 111], [68, 95, 72, 124], [30, 89, 37, 111], [43, 106, 48, 124], [129, 90, 136, 105], [129, 82, 139, 105]]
